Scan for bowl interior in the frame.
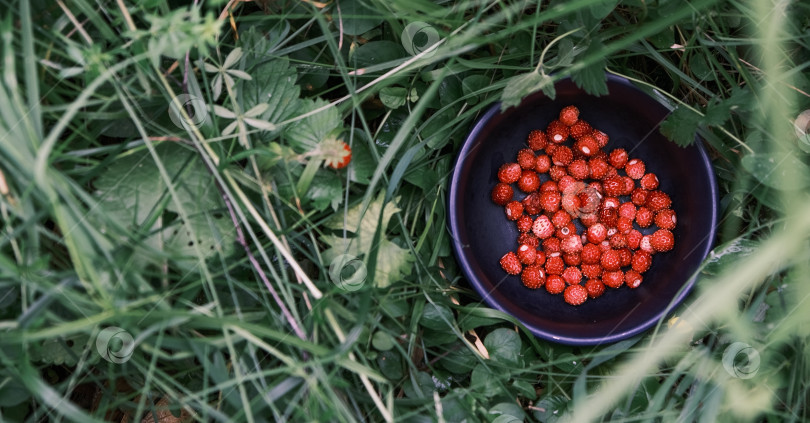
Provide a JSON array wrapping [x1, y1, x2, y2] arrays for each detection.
[[449, 76, 717, 345]]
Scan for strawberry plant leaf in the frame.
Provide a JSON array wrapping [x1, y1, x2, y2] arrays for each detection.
[[740, 152, 810, 191], [484, 328, 522, 365], [659, 105, 703, 147], [571, 42, 608, 96], [242, 58, 301, 132], [338, 0, 383, 36], [284, 98, 342, 152], [379, 86, 408, 109], [30, 333, 91, 366], [419, 303, 454, 330], [306, 171, 343, 212], [501, 71, 555, 111]]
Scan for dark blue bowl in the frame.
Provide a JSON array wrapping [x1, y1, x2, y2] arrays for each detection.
[[448, 75, 718, 345]]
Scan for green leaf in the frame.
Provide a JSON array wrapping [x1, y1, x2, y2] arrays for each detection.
[[242, 58, 301, 131], [379, 86, 408, 109], [462, 74, 489, 105], [550, 38, 575, 68], [532, 395, 569, 423], [741, 152, 810, 191], [371, 331, 395, 351], [484, 328, 521, 365], [284, 98, 342, 151], [351, 41, 406, 68], [439, 343, 478, 374], [347, 137, 375, 184], [376, 350, 404, 380], [403, 370, 435, 399], [420, 303, 454, 330], [571, 43, 608, 96], [659, 106, 702, 147], [471, 364, 503, 392], [702, 238, 759, 276], [306, 171, 343, 212], [338, 0, 383, 36], [30, 333, 90, 366], [589, 0, 618, 19], [0, 376, 30, 407], [501, 71, 555, 111], [489, 402, 526, 422]]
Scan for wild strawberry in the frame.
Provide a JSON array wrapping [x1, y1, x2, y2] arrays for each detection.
[[619, 248, 633, 267], [563, 252, 581, 266], [555, 222, 576, 240], [518, 233, 539, 248], [626, 229, 642, 250], [581, 263, 603, 279], [580, 212, 599, 227], [535, 155, 551, 173], [545, 275, 566, 294], [569, 120, 592, 139], [527, 130, 548, 151], [557, 175, 578, 193], [609, 233, 627, 249], [586, 223, 608, 244], [561, 191, 581, 215], [561, 234, 583, 254], [616, 217, 634, 234], [599, 207, 619, 228], [625, 270, 643, 288], [551, 209, 572, 228], [545, 255, 565, 275], [543, 238, 562, 254], [631, 188, 649, 206], [491, 183, 513, 205], [505, 201, 523, 221], [592, 129, 609, 147], [568, 159, 590, 180], [602, 270, 624, 288], [540, 180, 558, 192], [635, 207, 653, 227], [655, 209, 677, 230], [624, 158, 646, 179], [650, 229, 675, 252], [532, 215, 555, 239], [498, 163, 521, 184], [545, 144, 558, 156], [517, 244, 537, 265], [516, 215, 533, 232], [547, 120, 570, 143], [576, 187, 601, 214], [639, 235, 654, 254], [518, 170, 540, 193], [640, 172, 659, 190], [522, 193, 543, 215], [535, 250, 547, 266], [585, 279, 606, 298], [600, 249, 622, 271], [608, 148, 628, 169], [539, 190, 561, 213], [564, 284, 588, 305], [631, 251, 652, 273], [621, 176, 635, 195], [646, 190, 672, 212], [516, 149, 535, 170], [500, 251, 522, 275], [574, 135, 599, 157], [559, 105, 580, 126], [602, 197, 620, 209], [581, 243, 601, 264], [324, 140, 352, 169], [549, 165, 568, 181], [562, 266, 582, 285], [521, 265, 546, 289], [589, 157, 611, 180], [603, 176, 625, 197], [551, 146, 574, 166], [618, 202, 636, 220]]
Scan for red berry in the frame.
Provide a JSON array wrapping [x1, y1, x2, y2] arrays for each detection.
[[655, 209, 677, 230], [563, 252, 581, 266], [600, 249, 622, 271], [562, 266, 582, 285], [592, 129, 609, 147], [555, 222, 576, 239], [517, 148, 536, 169], [581, 263, 603, 279], [626, 229, 642, 250], [586, 223, 608, 244], [646, 190, 672, 212], [551, 146, 574, 166], [631, 188, 649, 206], [561, 234, 583, 254], [599, 207, 619, 228], [539, 190, 561, 213], [602, 270, 624, 288], [543, 238, 562, 254], [545, 255, 565, 275], [564, 284, 588, 305], [616, 217, 634, 234], [640, 173, 659, 190], [518, 170, 540, 193], [621, 176, 635, 195], [618, 202, 636, 220], [557, 175, 578, 193], [498, 163, 521, 184], [608, 149, 628, 169], [535, 250, 547, 266], [631, 251, 652, 273], [559, 105, 580, 126], [650, 229, 675, 252], [540, 180, 558, 192], [491, 183, 513, 205], [574, 135, 599, 157], [516, 215, 533, 232], [505, 201, 523, 221], [635, 207, 653, 227], [545, 275, 566, 294], [532, 215, 555, 239], [549, 165, 568, 181], [609, 232, 627, 249], [569, 120, 592, 139], [580, 212, 599, 227], [602, 176, 624, 197], [547, 120, 570, 143], [527, 130, 548, 151], [581, 243, 602, 264], [518, 233, 540, 248], [551, 209, 572, 228], [326, 141, 352, 169], [568, 159, 589, 180], [585, 279, 606, 298], [640, 235, 654, 254], [535, 155, 551, 173], [602, 197, 620, 209], [619, 248, 633, 267], [522, 193, 543, 215], [500, 251, 522, 275], [517, 243, 538, 265], [624, 158, 646, 179], [521, 265, 546, 289], [589, 157, 611, 180], [625, 270, 643, 288]]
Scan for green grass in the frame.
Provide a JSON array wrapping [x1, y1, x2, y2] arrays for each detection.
[[0, 0, 809, 421]]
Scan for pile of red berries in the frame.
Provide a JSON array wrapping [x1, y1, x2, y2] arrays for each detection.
[[492, 106, 676, 306]]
